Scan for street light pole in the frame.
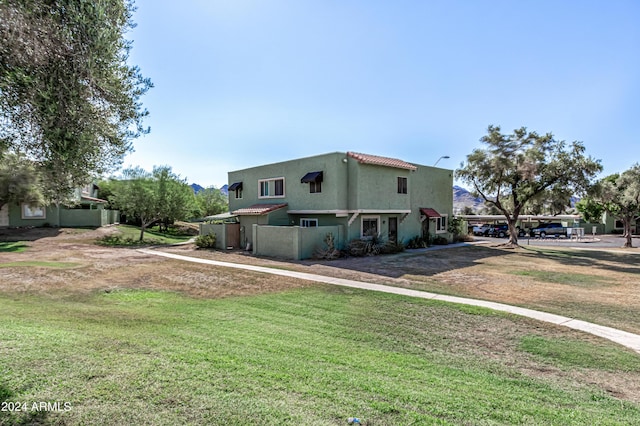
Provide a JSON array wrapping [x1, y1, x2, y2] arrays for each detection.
[[433, 155, 450, 167]]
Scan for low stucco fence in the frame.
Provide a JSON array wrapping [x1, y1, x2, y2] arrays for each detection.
[[60, 209, 119, 227], [253, 225, 345, 260], [199, 223, 242, 250]]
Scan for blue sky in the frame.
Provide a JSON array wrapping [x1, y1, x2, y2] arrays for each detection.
[[123, 0, 640, 188]]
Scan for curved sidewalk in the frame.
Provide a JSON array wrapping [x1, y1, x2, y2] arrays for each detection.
[[138, 248, 640, 354]]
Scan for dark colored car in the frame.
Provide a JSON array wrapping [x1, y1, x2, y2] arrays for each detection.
[[532, 223, 567, 238], [487, 224, 509, 238]]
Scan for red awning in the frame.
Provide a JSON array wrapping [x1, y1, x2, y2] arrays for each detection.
[[420, 208, 441, 218], [232, 203, 288, 216]]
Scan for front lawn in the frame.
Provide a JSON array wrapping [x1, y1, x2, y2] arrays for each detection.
[[1, 287, 638, 425]]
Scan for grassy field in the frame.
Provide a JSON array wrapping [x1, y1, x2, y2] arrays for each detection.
[[1, 286, 639, 425], [162, 243, 640, 334], [0, 242, 28, 253]]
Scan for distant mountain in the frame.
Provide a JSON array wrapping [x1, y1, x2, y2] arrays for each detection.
[[190, 183, 205, 193], [453, 185, 485, 213], [453, 185, 581, 214], [190, 183, 228, 196]]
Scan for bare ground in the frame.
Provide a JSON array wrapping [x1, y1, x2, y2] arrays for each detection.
[[0, 227, 313, 299], [2, 227, 640, 403]]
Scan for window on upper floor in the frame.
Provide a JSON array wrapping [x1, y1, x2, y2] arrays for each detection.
[[259, 177, 285, 198], [301, 171, 323, 194], [397, 177, 407, 194], [310, 181, 322, 193], [229, 182, 243, 199]]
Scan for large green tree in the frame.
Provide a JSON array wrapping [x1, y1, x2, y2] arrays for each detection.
[[195, 187, 228, 218], [110, 166, 195, 241], [0, 151, 44, 210], [0, 0, 152, 199], [456, 125, 602, 245], [587, 166, 640, 248]]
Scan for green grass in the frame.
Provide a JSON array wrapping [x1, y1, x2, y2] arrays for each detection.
[[95, 225, 193, 246], [0, 261, 80, 269], [1, 287, 638, 425], [519, 335, 640, 371], [0, 242, 28, 253], [511, 270, 611, 287]]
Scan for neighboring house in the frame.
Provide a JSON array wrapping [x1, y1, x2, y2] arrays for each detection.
[[0, 184, 119, 228], [202, 151, 453, 259], [601, 211, 638, 235]]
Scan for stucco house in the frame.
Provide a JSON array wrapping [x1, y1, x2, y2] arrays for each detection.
[[202, 151, 453, 259], [0, 184, 119, 228]]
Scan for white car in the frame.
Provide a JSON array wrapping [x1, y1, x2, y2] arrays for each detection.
[[472, 224, 491, 236]]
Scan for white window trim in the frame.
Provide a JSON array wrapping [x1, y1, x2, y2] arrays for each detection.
[[21, 203, 46, 219], [361, 215, 380, 238], [234, 188, 243, 199], [436, 214, 448, 233], [258, 177, 286, 199], [300, 218, 318, 227]]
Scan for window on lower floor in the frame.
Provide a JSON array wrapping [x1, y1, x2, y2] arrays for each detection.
[[361, 216, 380, 238], [300, 218, 318, 227], [436, 214, 448, 233], [22, 204, 46, 219]]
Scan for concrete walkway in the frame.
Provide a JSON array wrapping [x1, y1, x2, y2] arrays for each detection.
[[138, 248, 640, 354]]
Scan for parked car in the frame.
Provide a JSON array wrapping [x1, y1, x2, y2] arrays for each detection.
[[472, 224, 491, 236], [487, 224, 509, 238], [532, 223, 567, 238]]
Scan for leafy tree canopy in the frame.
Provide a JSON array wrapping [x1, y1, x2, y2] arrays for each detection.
[[456, 125, 602, 245], [110, 166, 195, 241], [575, 198, 605, 223], [0, 150, 44, 210], [195, 187, 228, 218], [0, 0, 152, 200], [587, 165, 640, 248]]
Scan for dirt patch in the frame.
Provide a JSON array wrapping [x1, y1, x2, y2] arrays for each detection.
[[0, 227, 312, 299]]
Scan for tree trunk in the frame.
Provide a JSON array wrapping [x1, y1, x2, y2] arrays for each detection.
[[507, 218, 519, 246], [623, 216, 633, 248], [139, 223, 145, 241]]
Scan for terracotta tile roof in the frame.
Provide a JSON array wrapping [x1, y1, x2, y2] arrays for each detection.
[[420, 208, 441, 218], [347, 152, 417, 171], [232, 203, 288, 216]]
